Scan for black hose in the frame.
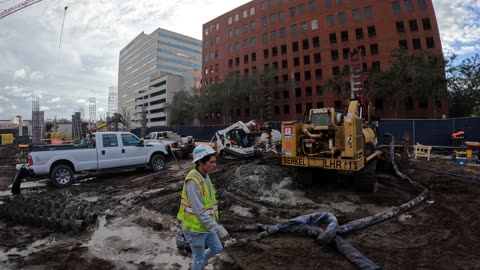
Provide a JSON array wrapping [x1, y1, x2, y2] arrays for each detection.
[[410, 162, 480, 182]]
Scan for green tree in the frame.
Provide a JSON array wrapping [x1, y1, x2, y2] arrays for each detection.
[[166, 88, 209, 125], [369, 49, 446, 118], [447, 54, 480, 117]]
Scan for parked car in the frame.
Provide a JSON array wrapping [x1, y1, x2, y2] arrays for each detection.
[[24, 132, 171, 187]]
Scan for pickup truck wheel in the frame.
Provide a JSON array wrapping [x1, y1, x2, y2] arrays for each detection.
[[150, 154, 167, 172], [50, 164, 75, 188]]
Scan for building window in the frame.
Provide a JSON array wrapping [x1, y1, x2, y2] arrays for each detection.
[[228, 16, 232, 24], [250, 7, 255, 15], [325, 0, 332, 8], [313, 36, 320, 48], [422, 18, 432, 30], [409, 19, 418, 32], [309, 1, 316, 11], [282, 59, 288, 68], [228, 45, 233, 54], [355, 28, 364, 40], [235, 42, 240, 51], [269, 0, 274, 7], [294, 72, 301, 81], [279, 11, 285, 21], [332, 66, 340, 76], [314, 53, 321, 63], [367, 26, 376, 37], [294, 57, 300, 66], [311, 19, 318, 30], [244, 55, 249, 64], [274, 106, 280, 115], [270, 14, 276, 24], [243, 9, 248, 18], [292, 41, 299, 52], [235, 28, 239, 36], [343, 48, 349, 59], [316, 102, 324, 108], [263, 33, 268, 43], [405, 0, 414, 11], [412, 38, 421, 49], [291, 24, 297, 34], [290, 7, 296, 17], [392, 1, 401, 14], [418, 0, 427, 9], [399, 39, 408, 49], [306, 87, 312, 96], [372, 61, 381, 72], [235, 57, 240, 66], [331, 50, 339, 61], [301, 21, 308, 32], [341, 31, 348, 42], [299, 4, 305, 14], [250, 21, 255, 31], [262, 16, 267, 26], [329, 33, 337, 44], [235, 14, 239, 22], [305, 71, 312, 81], [251, 37, 256, 46], [282, 74, 289, 82], [243, 24, 248, 33], [304, 55, 311, 65], [251, 52, 257, 62], [396, 21, 405, 32], [295, 88, 302, 97], [365, 6, 373, 18], [280, 27, 286, 38], [352, 9, 360, 21], [296, 104, 302, 113], [261, 2, 267, 10], [243, 39, 249, 48], [357, 45, 366, 56], [315, 69, 323, 80], [281, 44, 287, 54], [271, 30, 277, 41], [426, 37, 435, 48], [302, 39, 309, 50], [338, 12, 346, 24], [327, 15, 335, 26], [264, 49, 269, 59], [284, 104, 290, 114], [272, 46, 278, 57], [283, 90, 289, 98], [370, 44, 379, 55]]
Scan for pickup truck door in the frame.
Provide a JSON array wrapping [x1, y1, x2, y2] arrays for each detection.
[[120, 133, 147, 166], [98, 133, 124, 169]]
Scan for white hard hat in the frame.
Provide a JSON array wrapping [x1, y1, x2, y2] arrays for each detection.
[[192, 145, 216, 163]]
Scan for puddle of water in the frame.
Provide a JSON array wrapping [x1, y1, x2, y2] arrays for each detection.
[[87, 216, 190, 268]]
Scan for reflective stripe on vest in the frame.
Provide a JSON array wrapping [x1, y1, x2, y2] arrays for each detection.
[[177, 169, 219, 232]]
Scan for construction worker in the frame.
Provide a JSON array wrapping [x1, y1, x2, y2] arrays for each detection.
[[177, 145, 230, 270], [75, 133, 95, 149]]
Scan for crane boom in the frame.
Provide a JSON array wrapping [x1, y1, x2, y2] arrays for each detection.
[[0, 0, 43, 20]]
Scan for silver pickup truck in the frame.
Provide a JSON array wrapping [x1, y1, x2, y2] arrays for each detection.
[[24, 132, 171, 187]]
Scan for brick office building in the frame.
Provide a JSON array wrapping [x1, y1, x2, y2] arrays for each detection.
[[201, 0, 446, 122]]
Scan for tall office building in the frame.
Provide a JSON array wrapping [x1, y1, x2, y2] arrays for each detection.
[[118, 28, 202, 127], [202, 0, 445, 120]]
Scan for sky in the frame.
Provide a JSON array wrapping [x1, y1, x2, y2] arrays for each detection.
[[0, 0, 479, 121]]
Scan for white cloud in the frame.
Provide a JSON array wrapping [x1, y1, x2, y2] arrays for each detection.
[[30, 71, 45, 81], [49, 97, 61, 103], [13, 68, 28, 81]]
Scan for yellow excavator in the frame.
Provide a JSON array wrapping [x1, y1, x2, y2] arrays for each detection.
[[281, 49, 380, 191]]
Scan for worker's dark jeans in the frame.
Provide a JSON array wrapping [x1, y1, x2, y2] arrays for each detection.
[[183, 231, 223, 270]]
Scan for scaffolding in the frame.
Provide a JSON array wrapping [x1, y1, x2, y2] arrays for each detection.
[[31, 96, 44, 143], [108, 86, 118, 117], [88, 97, 96, 130]]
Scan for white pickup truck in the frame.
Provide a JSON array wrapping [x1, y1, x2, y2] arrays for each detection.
[[144, 131, 195, 158], [25, 132, 171, 187]]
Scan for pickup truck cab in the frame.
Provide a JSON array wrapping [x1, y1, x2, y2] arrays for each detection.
[[144, 131, 194, 158], [26, 132, 171, 187]]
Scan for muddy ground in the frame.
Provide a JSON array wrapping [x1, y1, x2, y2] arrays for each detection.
[[0, 144, 479, 270]]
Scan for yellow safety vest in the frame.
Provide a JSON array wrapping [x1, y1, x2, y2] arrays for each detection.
[[177, 169, 219, 232]]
